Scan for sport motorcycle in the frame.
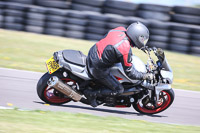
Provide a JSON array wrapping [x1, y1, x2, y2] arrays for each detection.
[[37, 46, 174, 114]]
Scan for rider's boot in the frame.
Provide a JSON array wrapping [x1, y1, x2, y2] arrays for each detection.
[[84, 89, 101, 107], [84, 87, 119, 107], [100, 88, 118, 106]]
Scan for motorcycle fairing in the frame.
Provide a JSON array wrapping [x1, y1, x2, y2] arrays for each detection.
[[110, 63, 141, 84], [160, 57, 173, 84], [131, 55, 147, 73], [110, 55, 147, 84]]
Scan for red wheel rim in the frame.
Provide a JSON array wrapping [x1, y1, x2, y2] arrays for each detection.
[[43, 78, 74, 104], [137, 91, 171, 114]]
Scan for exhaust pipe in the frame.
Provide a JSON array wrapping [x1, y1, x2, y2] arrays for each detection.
[[121, 87, 140, 96], [47, 76, 82, 101]]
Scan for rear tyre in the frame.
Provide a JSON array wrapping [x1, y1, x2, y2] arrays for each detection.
[[133, 89, 175, 114], [37, 71, 72, 105]]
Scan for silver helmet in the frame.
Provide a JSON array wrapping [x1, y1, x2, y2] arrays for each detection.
[[126, 22, 149, 49]]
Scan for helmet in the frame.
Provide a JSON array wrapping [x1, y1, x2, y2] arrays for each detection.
[[126, 22, 149, 49]]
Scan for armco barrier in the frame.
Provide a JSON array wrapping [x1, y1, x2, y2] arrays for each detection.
[[0, 0, 200, 55]]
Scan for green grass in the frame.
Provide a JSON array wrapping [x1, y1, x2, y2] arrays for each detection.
[[0, 109, 199, 133], [0, 29, 200, 91]]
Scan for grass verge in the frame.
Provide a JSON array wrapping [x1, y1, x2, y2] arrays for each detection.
[[0, 109, 200, 133], [0, 29, 200, 91]]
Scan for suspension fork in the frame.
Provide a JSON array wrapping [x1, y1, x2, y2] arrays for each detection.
[[151, 84, 172, 108], [150, 88, 159, 108]]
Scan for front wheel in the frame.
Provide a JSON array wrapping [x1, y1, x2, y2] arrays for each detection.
[[133, 89, 175, 114], [37, 72, 74, 105]]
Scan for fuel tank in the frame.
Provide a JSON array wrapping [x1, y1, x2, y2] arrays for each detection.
[[110, 55, 147, 84]]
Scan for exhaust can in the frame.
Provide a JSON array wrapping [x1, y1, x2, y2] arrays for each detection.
[[47, 76, 82, 101]]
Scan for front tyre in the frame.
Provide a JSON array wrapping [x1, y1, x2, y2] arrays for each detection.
[[133, 89, 175, 114], [37, 72, 72, 105]]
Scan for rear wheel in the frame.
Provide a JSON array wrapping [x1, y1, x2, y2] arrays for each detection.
[[133, 89, 174, 114], [37, 72, 74, 105]]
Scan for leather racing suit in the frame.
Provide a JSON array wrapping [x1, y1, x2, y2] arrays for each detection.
[[87, 27, 145, 96]]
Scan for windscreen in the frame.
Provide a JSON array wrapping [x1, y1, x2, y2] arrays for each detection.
[[162, 58, 172, 72]]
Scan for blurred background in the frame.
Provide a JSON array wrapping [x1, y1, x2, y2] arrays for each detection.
[[0, 1, 200, 132], [0, 0, 200, 56], [132, 0, 200, 6]]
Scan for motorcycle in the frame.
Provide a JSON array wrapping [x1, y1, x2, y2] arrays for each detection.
[[37, 46, 174, 114]]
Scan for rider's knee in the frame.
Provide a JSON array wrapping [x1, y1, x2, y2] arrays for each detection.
[[116, 85, 124, 94]]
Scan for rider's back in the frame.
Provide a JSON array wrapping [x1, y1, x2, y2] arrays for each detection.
[[88, 27, 132, 69]]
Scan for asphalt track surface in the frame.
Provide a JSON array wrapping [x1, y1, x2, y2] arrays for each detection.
[[0, 68, 200, 126]]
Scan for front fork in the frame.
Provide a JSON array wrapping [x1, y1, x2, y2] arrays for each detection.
[[152, 84, 172, 107], [138, 84, 172, 107]]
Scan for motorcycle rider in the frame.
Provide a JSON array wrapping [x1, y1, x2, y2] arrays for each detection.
[[85, 22, 154, 107]]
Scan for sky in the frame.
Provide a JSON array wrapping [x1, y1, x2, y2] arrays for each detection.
[[125, 0, 200, 6]]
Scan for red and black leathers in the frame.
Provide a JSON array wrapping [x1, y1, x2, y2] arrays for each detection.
[[87, 27, 145, 95]]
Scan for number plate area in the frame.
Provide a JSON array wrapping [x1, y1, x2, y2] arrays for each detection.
[[46, 57, 60, 74]]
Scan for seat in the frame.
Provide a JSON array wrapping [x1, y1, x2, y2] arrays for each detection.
[[62, 50, 86, 67]]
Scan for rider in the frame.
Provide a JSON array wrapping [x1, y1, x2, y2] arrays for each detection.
[[85, 22, 154, 107]]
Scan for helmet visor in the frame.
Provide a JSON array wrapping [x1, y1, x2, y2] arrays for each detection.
[[143, 38, 148, 45], [138, 36, 149, 49]]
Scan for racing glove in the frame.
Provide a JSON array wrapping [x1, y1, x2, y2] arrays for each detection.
[[143, 73, 155, 81], [156, 48, 165, 62]]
